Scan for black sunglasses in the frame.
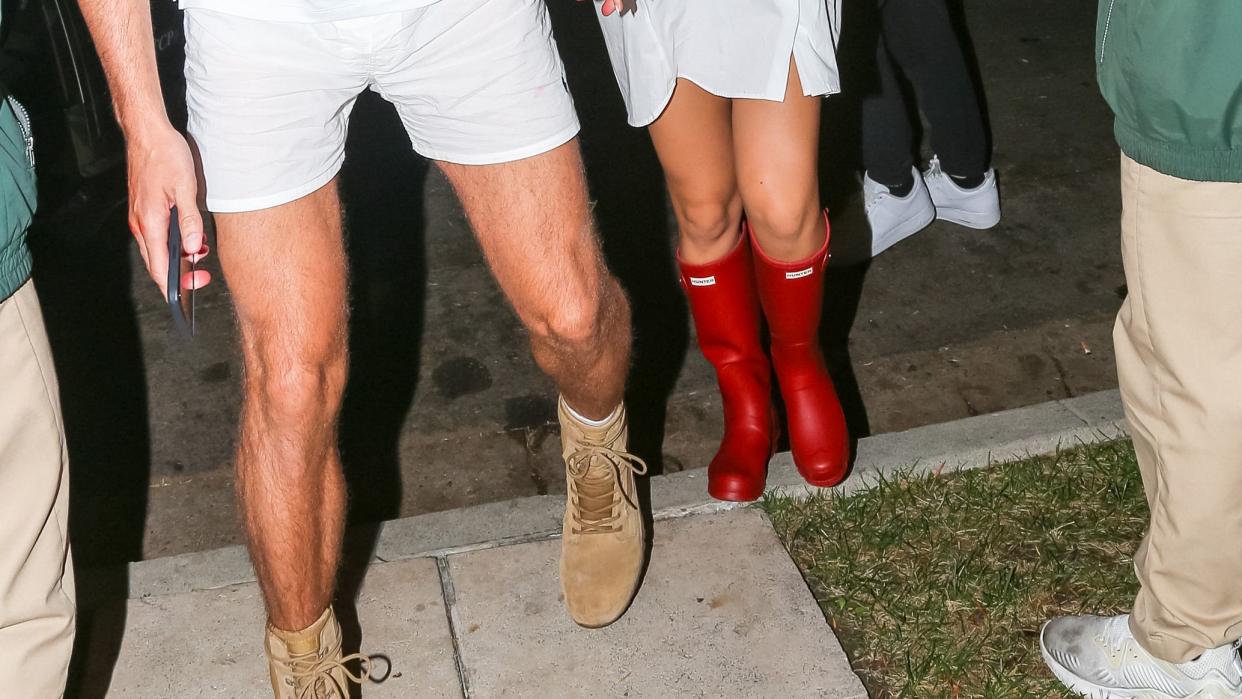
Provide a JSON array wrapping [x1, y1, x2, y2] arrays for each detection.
[[167, 206, 197, 340]]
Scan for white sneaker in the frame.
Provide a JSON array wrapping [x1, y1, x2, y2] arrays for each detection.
[[1041, 614, 1242, 698], [863, 167, 935, 257], [922, 155, 1001, 229]]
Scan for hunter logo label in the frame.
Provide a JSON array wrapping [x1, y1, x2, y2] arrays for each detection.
[[689, 276, 716, 286], [786, 267, 813, 280]]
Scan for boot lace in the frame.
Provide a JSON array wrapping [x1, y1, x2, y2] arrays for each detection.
[[566, 444, 647, 535], [286, 651, 375, 699]]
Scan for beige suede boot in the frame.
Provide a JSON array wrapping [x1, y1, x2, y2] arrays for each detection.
[[266, 606, 370, 698], [558, 397, 648, 628]]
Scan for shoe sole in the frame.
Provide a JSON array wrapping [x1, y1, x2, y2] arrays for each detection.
[[708, 481, 765, 502], [1039, 624, 1233, 699], [801, 470, 847, 488], [935, 206, 1000, 230], [871, 201, 936, 257]]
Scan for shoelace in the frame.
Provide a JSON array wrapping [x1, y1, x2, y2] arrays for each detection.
[[566, 444, 647, 535], [925, 155, 945, 181], [1094, 616, 1146, 670], [863, 183, 886, 214], [288, 651, 374, 699], [1098, 638, 1144, 670]]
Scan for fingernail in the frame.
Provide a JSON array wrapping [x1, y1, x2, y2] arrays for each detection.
[[184, 269, 212, 291], [189, 244, 210, 264]]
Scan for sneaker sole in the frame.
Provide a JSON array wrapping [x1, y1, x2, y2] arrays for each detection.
[[935, 205, 1000, 230], [1039, 624, 1235, 699], [871, 202, 936, 257]]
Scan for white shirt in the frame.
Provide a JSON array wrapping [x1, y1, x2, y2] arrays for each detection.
[[177, 0, 441, 23]]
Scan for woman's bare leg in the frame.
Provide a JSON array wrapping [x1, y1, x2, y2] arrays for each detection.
[[732, 59, 825, 262], [647, 79, 742, 264]]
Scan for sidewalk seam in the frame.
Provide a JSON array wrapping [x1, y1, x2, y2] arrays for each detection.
[[409, 530, 559, 561], [387, 501, 744, 563], [436, 556, 472, 699], [1060, 400, 1094, 425], [376, 500, 749, 570]]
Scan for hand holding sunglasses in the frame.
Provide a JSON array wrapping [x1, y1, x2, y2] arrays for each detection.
[[167, 206, 212, 339]]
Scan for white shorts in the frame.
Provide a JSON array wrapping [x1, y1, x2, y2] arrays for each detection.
[[595, 0, 842, 127], [184, 0, 580, 213]]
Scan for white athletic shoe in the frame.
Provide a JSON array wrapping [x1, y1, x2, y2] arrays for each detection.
[[863, 167, 935, 257], [1041, 614, 1242, 698], [922, 154, 1001, 229]]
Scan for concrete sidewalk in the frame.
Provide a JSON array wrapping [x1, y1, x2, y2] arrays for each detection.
[[75, 389, 1126, 697], [93, 510, 863, 698]]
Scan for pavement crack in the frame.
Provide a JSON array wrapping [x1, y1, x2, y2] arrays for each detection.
[[959, 390, 980, 417], [1050, 354, 1076, 398], [513, 425, 551, 495], [436, 556, 473, 699]]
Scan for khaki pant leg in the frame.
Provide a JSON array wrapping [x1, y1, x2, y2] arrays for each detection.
[[1114, 154, 1242, 662], [0, 280, 75, 695]]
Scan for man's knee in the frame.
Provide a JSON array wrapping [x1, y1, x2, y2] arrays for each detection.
[[527, 276, 627, 356], [533, 290, 603, 350], [245, 342, 348, 424]]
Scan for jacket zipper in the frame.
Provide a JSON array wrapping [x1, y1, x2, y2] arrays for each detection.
[[1099, 0, 1117, 64], [7, 97, 34, 168]]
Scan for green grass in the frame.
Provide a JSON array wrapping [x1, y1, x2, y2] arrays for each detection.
[[762, 440, 1148, 698]]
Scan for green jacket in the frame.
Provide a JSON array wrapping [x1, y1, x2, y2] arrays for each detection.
[[1096, 0, 1242, 182], [2, 5, 36, 302], [1, 92, 36, 303]]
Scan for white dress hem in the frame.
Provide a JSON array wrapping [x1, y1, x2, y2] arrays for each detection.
[[596, 0, 843, 128], [629, 71, 844, 128]]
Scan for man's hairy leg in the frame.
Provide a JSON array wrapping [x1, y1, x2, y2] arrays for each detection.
[[438, 141, 630, 418], [216, 181, 350, 632]]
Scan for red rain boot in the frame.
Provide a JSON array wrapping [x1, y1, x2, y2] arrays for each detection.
[[677, 229, 777, 502], [750, 216, 850, 486]]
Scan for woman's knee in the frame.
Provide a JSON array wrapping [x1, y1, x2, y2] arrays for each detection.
[[675, 196, 743, 256], [745, 193, 822, 252]]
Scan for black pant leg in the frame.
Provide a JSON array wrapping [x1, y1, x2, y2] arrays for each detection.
[[861, 35, 917, 187], [879, 0, 990, 178]]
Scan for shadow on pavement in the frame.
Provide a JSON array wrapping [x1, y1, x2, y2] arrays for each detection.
[[813, 0, 998, 456], [337, 90, 432, 526], [29, 188, 147, 696], [817, 0, 883, 451], [549, 2, 687, 480], [334, 89, 433, 665]]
